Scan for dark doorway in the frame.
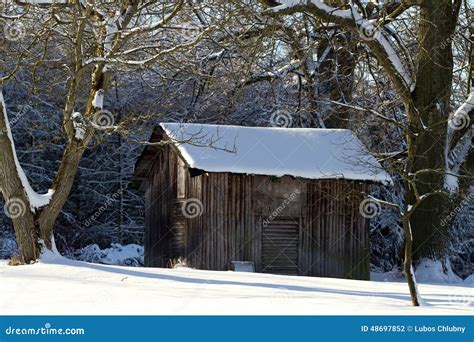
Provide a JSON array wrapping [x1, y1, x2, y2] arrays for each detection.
[[262, 218, 299, 275]]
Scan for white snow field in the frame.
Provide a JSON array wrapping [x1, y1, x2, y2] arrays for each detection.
[[0, 254, 472, 315]]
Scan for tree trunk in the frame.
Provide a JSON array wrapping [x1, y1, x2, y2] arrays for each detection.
[[0, 93, 40, 262], [402, 215, 420, 306], [0, 85, 95, 262], [407, 0, 457, 260], [320, 0, 355, 129], [36, 142, 86, 250]]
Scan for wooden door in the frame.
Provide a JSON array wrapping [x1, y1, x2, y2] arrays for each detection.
[[261, 218, 299, 275]]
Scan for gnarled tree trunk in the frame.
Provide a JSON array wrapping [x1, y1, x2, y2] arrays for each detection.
[[406, 0, 458, 260], [0, 90, 89, 262]]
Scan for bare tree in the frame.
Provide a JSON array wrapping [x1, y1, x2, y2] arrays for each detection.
[[0, 0, 211, 263], [258, 0, 473, 305]]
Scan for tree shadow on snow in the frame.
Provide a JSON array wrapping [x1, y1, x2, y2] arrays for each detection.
[[45, 257, 473, 307]]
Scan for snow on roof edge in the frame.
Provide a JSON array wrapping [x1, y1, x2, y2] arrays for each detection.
[[159, 122, 393, 185]]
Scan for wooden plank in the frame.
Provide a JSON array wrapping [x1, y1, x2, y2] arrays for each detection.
[[261, 218, 299, 276]]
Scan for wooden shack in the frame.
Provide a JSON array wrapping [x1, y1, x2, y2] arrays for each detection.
[[132, 123, 391, 280]]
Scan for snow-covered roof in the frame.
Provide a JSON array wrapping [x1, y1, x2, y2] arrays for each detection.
[[159, 123, 392, 184]]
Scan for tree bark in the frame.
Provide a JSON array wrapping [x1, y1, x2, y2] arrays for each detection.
[[402, 217, 420, 306], [0, 63, 104, 261], [36, 141, 87, 250], [407, 0, 458, 260], [320, 0, 356, 129], [0, 93, 40, 262]]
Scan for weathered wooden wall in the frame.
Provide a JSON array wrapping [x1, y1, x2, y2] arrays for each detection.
[[144, 147, 371, 280], [144, 145, 178, 267], [186, 173, 254, 271], [304, 180, 370, 279]]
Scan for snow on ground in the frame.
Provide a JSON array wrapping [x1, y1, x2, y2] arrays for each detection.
[[68, 243, 144, 266], [0, 255, 472, 315], [372, 259, 470, 285]]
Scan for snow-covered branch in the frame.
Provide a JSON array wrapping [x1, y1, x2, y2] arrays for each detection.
[[444, 89, 473, 192], [260, 0, 414, 101], [0, 91, 53, 212]]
